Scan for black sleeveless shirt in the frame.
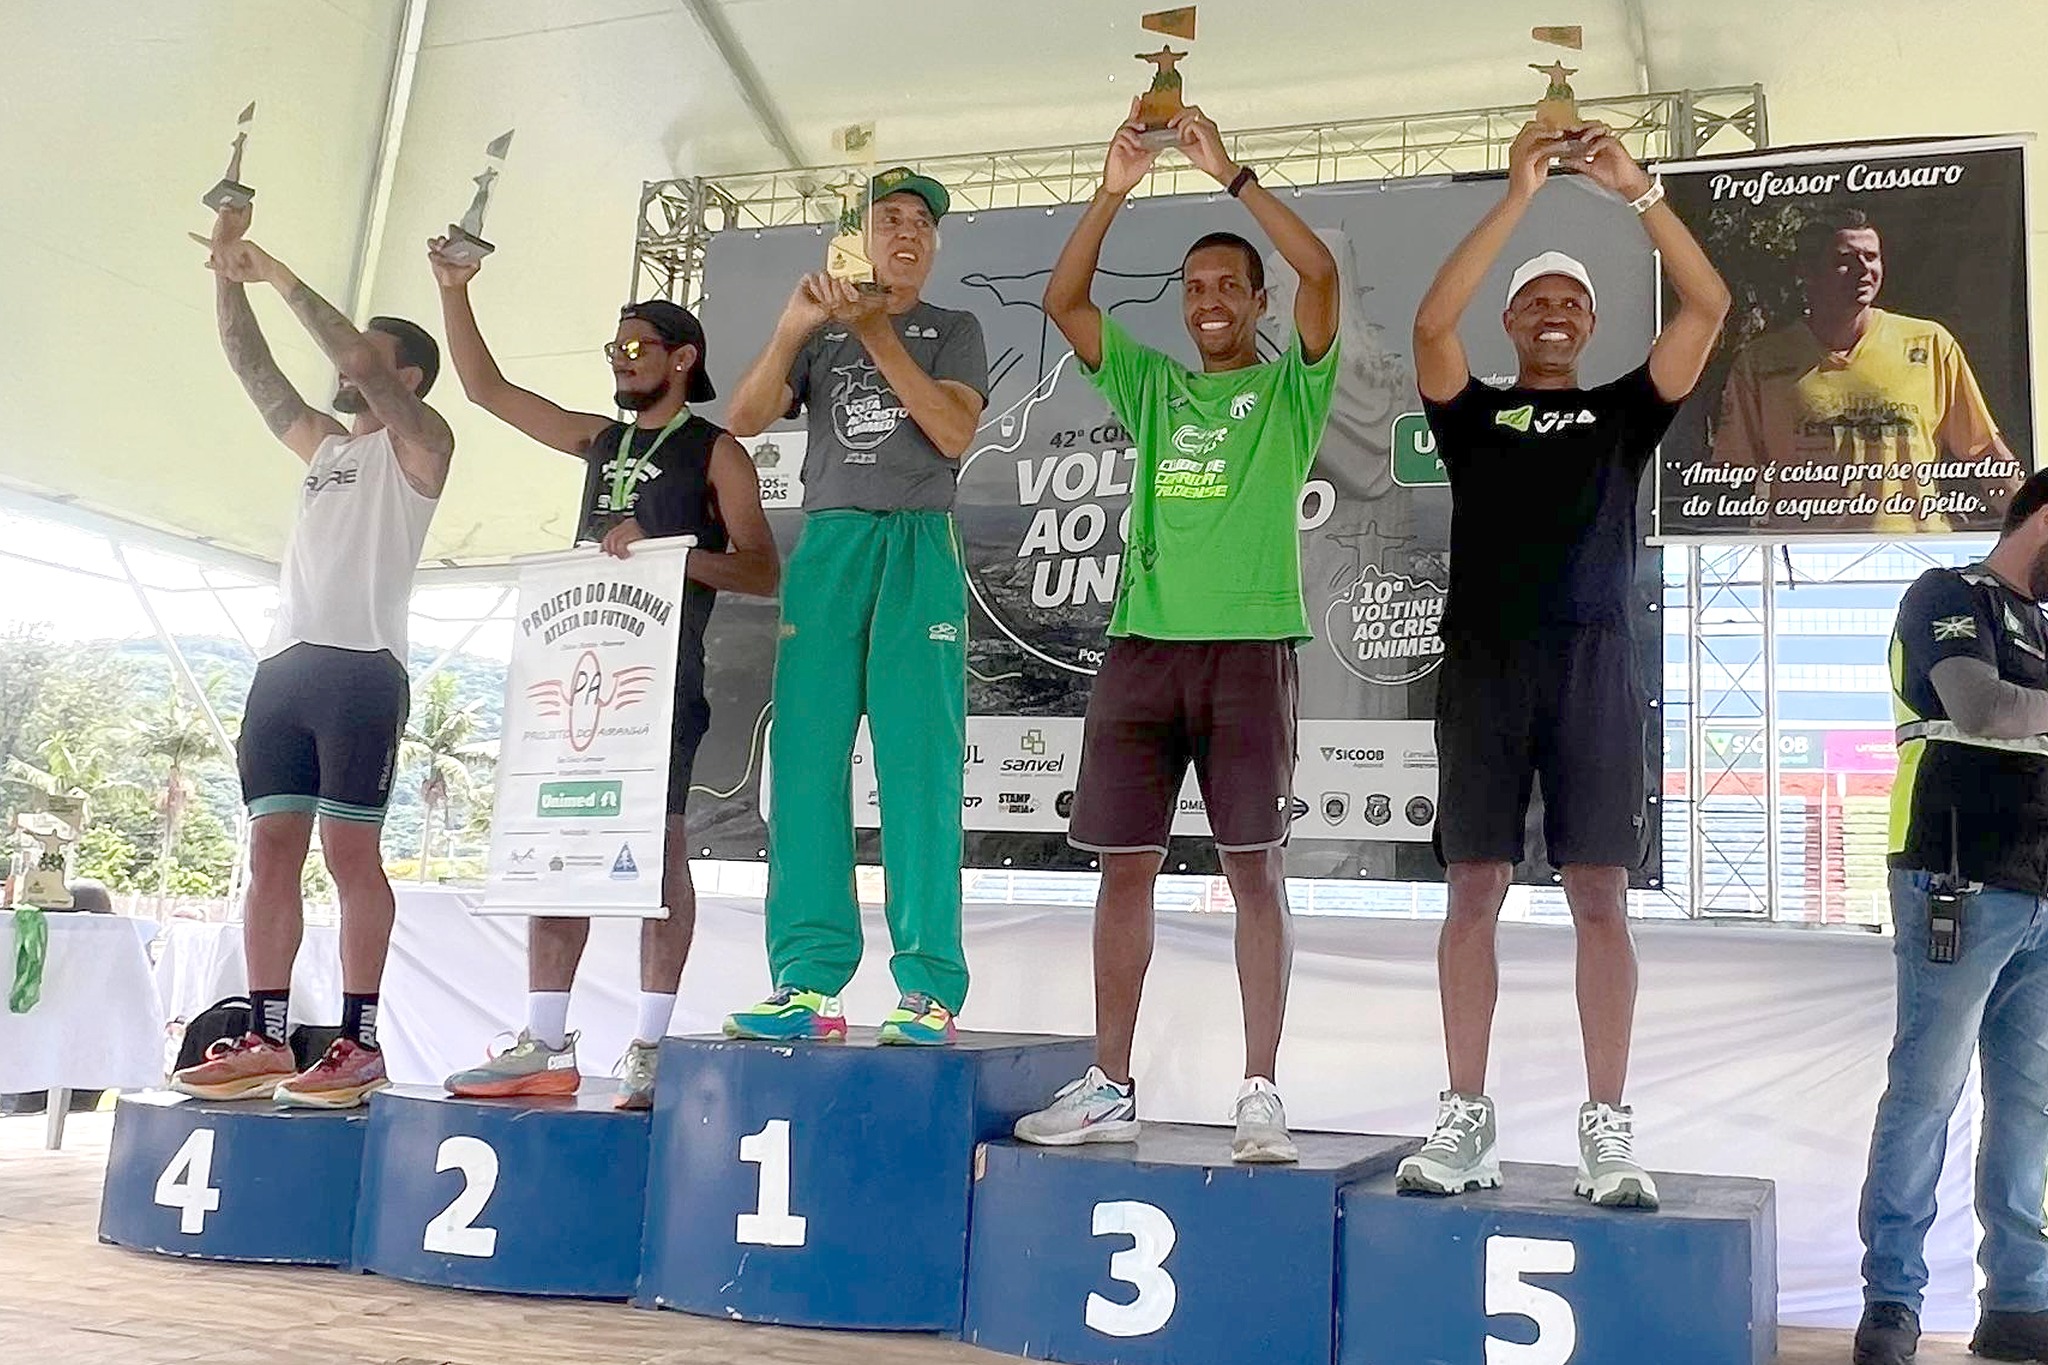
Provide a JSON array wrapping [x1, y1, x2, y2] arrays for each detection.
[[578, 414, 732, 552]]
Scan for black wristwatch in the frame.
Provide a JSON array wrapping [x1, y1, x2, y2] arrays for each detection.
[[1227, 164, 1257, 198]]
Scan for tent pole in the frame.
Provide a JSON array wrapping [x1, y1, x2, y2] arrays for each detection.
[[344, 0, 432, 324], [411, 586, 512, 690]]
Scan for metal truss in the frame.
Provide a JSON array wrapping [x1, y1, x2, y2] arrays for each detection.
[[631, 85, 1766, 307]]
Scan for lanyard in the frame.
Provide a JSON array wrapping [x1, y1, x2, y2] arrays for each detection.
[[607, 408, 690, 512]]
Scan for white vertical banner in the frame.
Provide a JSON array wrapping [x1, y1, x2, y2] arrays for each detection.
[[480, 538, 692, 919]]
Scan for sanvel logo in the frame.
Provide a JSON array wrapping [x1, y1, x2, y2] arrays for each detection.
[[527, 649, 655, 753]]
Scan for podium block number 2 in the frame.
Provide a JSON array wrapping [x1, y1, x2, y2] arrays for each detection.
[[153, 1127, 222, 1235], [1085, 1200, 1178, 1338], [737, 1118, 808, 1247], [1484, 1235, 1578, 1365], [423, 1135, 500, 1258]]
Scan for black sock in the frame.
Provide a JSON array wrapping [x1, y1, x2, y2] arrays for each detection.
[[342, 993, 381, 1052], [251, 990, 290, 1047]]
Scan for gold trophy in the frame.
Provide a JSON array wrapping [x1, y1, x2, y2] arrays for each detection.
[[1531, 61, 1588, 158], [1133, 7, 1196, 149], [825, 120, 882, 293], [438, 130, 515, 267], [201, 102, 257, 212]]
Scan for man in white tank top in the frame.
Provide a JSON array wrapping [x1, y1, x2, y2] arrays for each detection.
[[170, 203, 452, 1110]]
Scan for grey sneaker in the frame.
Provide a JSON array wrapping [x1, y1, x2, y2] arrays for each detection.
[[443, 1030, 580, 1099], [1231, 1077, 1299, 1164], [1396, 1091, 1502, 1195], [1575, 1101, 1659, 1209], [615, 1039, 660, 1112], [1013, 1066, 1140, 1146]]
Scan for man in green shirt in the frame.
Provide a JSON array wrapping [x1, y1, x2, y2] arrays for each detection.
[[1013, 101, 1339, 1163]]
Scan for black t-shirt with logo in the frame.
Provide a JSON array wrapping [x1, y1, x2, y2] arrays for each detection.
[[577, 414, 731, 553], [1423, 365, 1679, 641]]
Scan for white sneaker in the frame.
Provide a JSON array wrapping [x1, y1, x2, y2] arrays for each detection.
[[1575, 1101, 1659, 1209], [1231, 1077, 1299, 1164], [1013, 1066, 1140, 1146], [1396, 1091, 1502, 1195]]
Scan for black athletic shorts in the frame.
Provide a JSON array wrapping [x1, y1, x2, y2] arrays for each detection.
[[238, 643, 409, 825], [1433, 625, 1649, 868], [1068, 638, 1299, 856], [668, 622, 710, 817]]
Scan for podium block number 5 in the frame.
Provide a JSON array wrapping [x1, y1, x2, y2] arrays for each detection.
[[737, 1118, 808, 1247], [153, 1128, 222, 1235], [1484, 1235, 1578, 1365], [1085, 1200, 1178, 1338], [423, 1135, 500, 1258]]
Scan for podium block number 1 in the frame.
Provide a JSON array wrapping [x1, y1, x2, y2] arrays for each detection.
[[737, 1118, 808, 1247], [153, 1128, 222, 1235], [1484, 1235, 1578, 1365], [1085, 1200, 1178, 1338]]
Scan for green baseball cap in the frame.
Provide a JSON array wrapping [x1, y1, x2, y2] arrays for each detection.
[[865, 166, 950, 221]]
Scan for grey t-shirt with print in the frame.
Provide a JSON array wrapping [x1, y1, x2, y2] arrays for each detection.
[[785, 301, 989, 511]]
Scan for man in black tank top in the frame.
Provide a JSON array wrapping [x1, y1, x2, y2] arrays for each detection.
[[431, 242, 780, 1108]]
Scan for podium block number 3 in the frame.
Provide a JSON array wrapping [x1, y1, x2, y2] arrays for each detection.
[[1484, 1235, 1578, 1365], [1085, 1200, 1178, 1338], [153, 1128, 222, 1235], [424, 1135, 501, 1258], [737, 1118, 808, 1247]]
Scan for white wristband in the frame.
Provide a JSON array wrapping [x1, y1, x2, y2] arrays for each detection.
[[1630, 177, 1665, 214]]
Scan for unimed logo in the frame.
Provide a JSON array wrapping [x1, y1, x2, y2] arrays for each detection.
[[537, 780, 623, 817]]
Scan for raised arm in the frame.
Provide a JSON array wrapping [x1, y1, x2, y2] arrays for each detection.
[[1045, 101, 1161, 370], [1577, 129, 1731, 401], [1172, 107, 1339, 361], [724, 276, 834, 437], [428, 239, 612, 457], [202, 207, 342, 463], [1412, 123, 1570, 402]]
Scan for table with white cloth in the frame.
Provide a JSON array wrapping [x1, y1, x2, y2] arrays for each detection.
[[0, 911, 165, 1147]]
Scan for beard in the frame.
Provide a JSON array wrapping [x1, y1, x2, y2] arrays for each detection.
[[2027, 546, 2048, 601], [614, 374, 678, 412], [333, 383, 367, 414]]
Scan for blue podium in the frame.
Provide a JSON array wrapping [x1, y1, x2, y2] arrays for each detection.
[[353, 1085, 651, 1298], [99, 1091, 366, 1265], [637, 1029, 1094, 1330], [1339, 1162, 1777, 1365], [964, 1124, 1418, 1365]]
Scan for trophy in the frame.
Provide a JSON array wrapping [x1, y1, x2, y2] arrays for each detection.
[[201, 102, 257, 212], [825, 119, 883, 293], [438, 130, 515, 267], [1132, 7, 1196, 149], [1530, 61, 1586, 157]]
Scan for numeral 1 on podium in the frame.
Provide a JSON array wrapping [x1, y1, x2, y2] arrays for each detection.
[[737, 1118, 808, 1247]]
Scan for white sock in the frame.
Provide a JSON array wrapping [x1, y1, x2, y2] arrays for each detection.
[[527, 991, 571, 1050], [636, 992, 676, 1045]]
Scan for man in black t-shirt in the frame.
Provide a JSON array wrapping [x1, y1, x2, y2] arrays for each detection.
[[429, 241, 780, 1110], [1394, 122, 1729, 1210]]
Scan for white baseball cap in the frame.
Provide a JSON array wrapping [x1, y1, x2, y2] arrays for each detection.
[[1506, 251, 1597, 313]]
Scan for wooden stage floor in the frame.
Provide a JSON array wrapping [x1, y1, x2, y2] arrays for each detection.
[[0, 1112, 1974, 1365]]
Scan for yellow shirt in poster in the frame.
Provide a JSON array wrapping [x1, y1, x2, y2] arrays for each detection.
[[1710, 308, 2002, 534]]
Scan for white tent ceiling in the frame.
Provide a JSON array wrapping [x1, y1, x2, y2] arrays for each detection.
[[3, 0, 2045, 572]]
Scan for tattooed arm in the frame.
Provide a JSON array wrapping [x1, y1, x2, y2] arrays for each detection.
[[208, 217, 343, 463]]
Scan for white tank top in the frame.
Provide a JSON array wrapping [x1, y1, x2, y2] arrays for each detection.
[[264, 428, 440, 661]]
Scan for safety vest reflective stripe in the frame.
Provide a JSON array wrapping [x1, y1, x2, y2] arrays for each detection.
[[1895, 718, 2048, 756]]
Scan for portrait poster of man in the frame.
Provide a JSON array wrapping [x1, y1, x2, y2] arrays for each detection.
[[1654, 138, 2031, 539]]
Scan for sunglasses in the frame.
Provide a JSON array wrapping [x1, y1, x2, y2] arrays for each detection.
[[603, 338, 674, 363]]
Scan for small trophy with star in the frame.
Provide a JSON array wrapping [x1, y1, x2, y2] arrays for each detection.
[[201, 102, 258, 212], [438, 130, 515, 267]]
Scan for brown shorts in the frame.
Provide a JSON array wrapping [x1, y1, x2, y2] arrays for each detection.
[[1067, 638, 1299, 856]]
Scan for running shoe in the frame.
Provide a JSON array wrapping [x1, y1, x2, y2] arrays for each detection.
[[443, 1030, 581, 1099], [1396, 1091, 1502, 1195], [1575, 1101, 1659, 1209], [1013, 1066, 1141, 1146], [722, 987, 848, 1042], [169, 1033, 297, 1101], [1230, 1076, 1299, 1163], [1853, 1302, 1920, 1365], [615, 1039, 660, 1111], [273, 1038, 389, 1109], [878, 992, 956, 1046]]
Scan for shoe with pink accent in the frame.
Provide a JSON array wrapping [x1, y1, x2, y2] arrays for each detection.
[[274, 1038, 390, 1110], [169, 1033, 297, 1101]]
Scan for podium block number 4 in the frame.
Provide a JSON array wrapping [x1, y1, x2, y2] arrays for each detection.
[[737, 1118, 807, 1247], [423, 1135, 500, 1258], [153, 1128, 222, 1235], [1484, 1235, 1578, 1365], [1085, 1200, 1178, 1338]]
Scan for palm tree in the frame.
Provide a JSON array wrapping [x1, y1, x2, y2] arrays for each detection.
[[400, 673, 493, 881], [4, 727, 125, 803], [135, 681, 229, 898]]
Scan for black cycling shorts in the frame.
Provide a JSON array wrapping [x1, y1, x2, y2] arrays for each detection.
[[238, 643, 409, 825]]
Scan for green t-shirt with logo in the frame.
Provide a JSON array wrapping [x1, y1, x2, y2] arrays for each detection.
[[1083, 315, 1339, 640]]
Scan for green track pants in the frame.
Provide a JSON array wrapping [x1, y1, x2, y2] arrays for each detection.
[[766, 509, 969, 1011]]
